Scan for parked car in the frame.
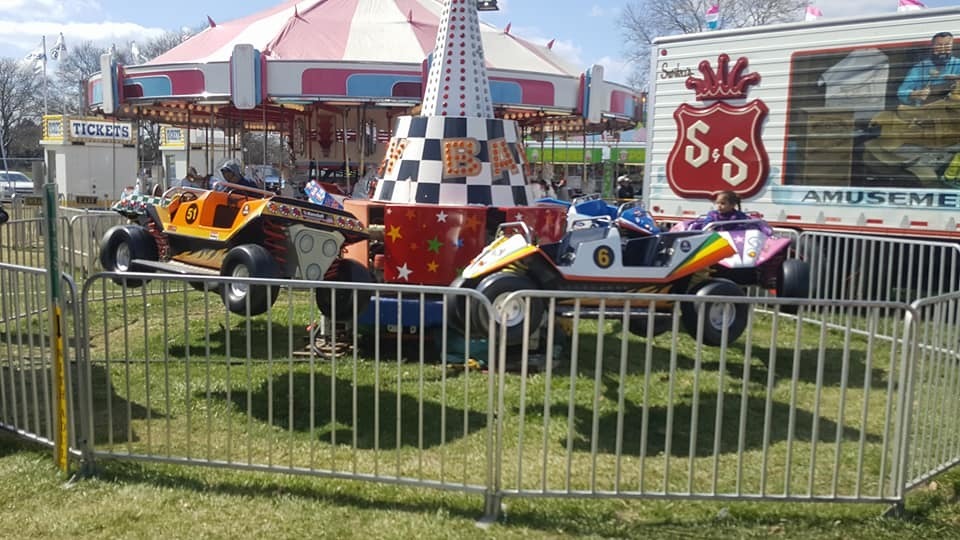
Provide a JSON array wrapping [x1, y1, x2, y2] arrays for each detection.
[[0, 171, 36, 200]]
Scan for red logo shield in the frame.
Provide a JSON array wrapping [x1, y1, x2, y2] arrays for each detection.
[[666, 100, 769, 199]]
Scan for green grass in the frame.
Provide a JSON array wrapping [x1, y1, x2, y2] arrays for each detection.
[[3, 279, 960, 537], [3, 432, 960, 538]]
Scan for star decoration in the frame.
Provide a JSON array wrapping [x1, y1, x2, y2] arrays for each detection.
[[436, 210, 448, 223], [406, 209, 417, 220], [427, 236, 443, 254], [454, 237, 464, 249], [396, 263, 413, 281], [513, 212, 524, 222], [387, 225, 403, 242], [464, 215, 482, 231], [427, 260, 439, 273]]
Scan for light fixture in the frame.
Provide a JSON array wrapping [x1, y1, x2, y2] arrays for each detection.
[[477, 0, 499, 11]]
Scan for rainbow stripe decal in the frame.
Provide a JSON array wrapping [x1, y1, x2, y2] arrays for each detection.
[[669, 233, 736, 278]]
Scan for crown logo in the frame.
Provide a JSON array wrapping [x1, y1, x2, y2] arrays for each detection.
[[685, 54, 760, 101]]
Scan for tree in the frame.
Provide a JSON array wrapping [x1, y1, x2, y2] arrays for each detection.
[[620, 0, 808, 88], [0, 58, 43, 166]]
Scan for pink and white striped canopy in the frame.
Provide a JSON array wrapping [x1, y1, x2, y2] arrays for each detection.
[[150, 0, 580, 78]]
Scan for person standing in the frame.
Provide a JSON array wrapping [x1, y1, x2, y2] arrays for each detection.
[[616, 175, 635, 199]]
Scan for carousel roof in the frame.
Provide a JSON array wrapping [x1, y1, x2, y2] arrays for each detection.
[[150, 0, 581, 78]]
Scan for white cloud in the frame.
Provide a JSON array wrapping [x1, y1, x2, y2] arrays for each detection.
[[0, 0, 101, 21], [0, 19, 165, 57], [591, 55, 634, 86]]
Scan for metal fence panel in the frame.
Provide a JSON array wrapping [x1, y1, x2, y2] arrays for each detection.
[[902, 292, 960, 491], [0, 262, 79, 449], [492, 291, 914, 505], [797, 232, 960, 337], [77, 273, 497, 496]]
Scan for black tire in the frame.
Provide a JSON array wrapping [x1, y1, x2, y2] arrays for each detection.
[[99, 225, 158, 287], [680, 279, 747, 346], [315, 259, 374, 320], [447, 276, 481, 323], [776, 259, 810, 313], [220, 244, 279, 316], [473, 272, 543, 347]]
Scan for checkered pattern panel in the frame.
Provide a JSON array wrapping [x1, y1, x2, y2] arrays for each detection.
[[373, 115, 534, 206]]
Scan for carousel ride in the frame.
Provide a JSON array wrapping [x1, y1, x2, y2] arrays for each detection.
[[89, 0, 642, 343]]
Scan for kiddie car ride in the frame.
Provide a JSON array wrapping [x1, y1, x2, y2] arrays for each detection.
[[450, 207, 750, 347], [100, 181, 372, 316], [670, 217, 810, 299]]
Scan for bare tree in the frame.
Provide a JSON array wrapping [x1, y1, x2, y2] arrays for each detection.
[[621, 0, 808, 88], [0, 58, 43, 164], [136, 30, 189, 62]]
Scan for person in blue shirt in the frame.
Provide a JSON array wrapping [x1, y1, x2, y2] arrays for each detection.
[[898, 31, 960, 106]]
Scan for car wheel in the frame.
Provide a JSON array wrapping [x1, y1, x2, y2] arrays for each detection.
[[447, 275, 481, 335], [680, 278, 747, 346], [100, 225, 158, 287], [473, 272, 543, 347], [776, 259, 810, 313], [220, 244, 279, 316], [315, 259, 374, 320]]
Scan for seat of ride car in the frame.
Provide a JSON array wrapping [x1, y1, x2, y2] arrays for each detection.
[[622, 236, 664, 267], [556, 226, 609, 264]]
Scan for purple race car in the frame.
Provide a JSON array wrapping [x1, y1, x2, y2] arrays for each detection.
[[671, 216, 810, 300]]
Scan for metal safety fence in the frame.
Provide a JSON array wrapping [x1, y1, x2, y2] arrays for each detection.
[[0, 205, 125, 278], [0, 262, 79, 450], [61, 272, 954, 519], [0, 232, 959, 519]]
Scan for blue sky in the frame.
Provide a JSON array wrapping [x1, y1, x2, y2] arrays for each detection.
[[0, 0, 957, 85]]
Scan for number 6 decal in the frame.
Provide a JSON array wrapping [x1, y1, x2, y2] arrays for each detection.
[[593, 246, 614, 268]]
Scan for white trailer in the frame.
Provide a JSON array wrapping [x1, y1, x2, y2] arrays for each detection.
[[644, 7, 960, 241]]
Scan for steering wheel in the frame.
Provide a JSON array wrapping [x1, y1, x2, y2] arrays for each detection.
[[179, 190, 198, 203]]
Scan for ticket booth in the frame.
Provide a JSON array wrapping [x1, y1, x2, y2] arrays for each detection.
[[40, 115, 137, 201]]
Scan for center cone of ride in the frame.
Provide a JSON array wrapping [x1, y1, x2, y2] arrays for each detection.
[[372, 0, 534, 206]]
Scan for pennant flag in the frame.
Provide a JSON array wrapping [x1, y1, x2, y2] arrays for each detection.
[[898, 0, 925, 11], [49, 32, 66, 60], [706, 4, 721, 31], [805, 6, 823, 21]]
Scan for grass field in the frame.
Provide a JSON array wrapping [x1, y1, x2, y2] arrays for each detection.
[[3, 275, 960, 537], [2, 432, 960, 538]]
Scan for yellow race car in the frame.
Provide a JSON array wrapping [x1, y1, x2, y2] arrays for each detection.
[[100, 182, 371, 316]]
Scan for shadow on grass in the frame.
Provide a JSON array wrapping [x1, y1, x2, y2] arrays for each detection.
[[0, 363, 164, 447], [80, 363, 167, 446], [207, 371, 488, 449], [567, 331, 890, 390], [540, 391, 882, 457], [166, 319, 315, 360]]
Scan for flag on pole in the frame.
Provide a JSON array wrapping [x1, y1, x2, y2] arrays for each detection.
[[706, 4, 721, 30], [898, 0, 925, 12], [805, 6, 823, 21], [49, 32, 66, 60], [130, 41, 142, 63], [22, 42, 45, 74]]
